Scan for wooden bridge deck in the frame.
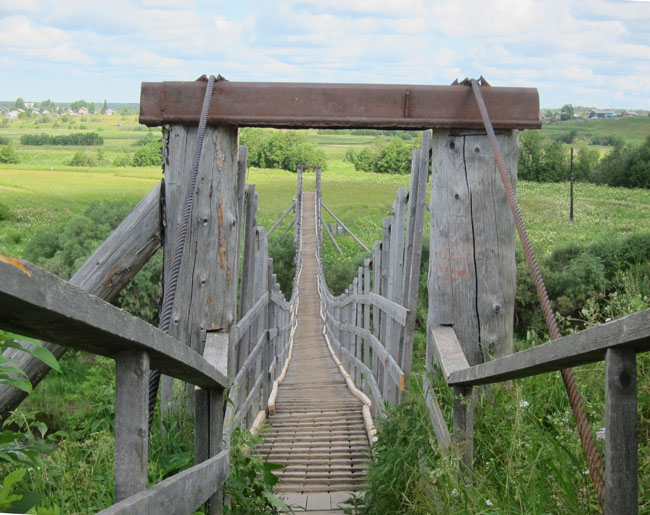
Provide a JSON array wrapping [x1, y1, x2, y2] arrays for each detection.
[[259, 192, 369, 510]]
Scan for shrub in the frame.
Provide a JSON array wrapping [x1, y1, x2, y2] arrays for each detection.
[[112, 152, 131, 167], [0, 203, 12, 221], [268, 236, 296, 299], [352, 137, 414, 174], [240, 129, 326, 172], [132, 141, 162, 167], [68, 149, 105, 167], [0, 136, 9, 144], [0, 144, 19, 164]]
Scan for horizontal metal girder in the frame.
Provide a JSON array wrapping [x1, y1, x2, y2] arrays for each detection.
[[140, 79, 540, 130]]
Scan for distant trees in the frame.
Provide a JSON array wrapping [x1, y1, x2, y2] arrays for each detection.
[[39, 99, 57, 113], [20, 132, 104, 146], [519, 130, 650, 189], [101, 99, 108, 114], [560, 104, 575, 121], [345, 137, 413, 174], [132, 141, 163, 166], [592, 136, 650, 189], [240, 129, 326, 172], [12, 98, 25, 110]]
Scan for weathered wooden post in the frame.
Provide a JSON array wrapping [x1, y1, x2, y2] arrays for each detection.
[[114, 349, 150, 502], [161, 124, 240, 513], [427, 129, 518, 468], [384, 188, 407, 404], [605, 348, 637, 514], [400, 134, 431, 382]]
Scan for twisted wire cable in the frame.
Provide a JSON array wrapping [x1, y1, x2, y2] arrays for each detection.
[[148, 75, 217, 434], [470, 78, 605, 508]]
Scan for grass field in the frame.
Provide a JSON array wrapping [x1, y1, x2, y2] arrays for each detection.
[[541, 115, 650, 146]]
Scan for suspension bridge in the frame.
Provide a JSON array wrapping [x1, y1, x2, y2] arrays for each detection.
[[0, 77, 648, 515]]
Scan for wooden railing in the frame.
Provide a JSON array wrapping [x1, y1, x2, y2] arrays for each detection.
[[314, 134, 430, 416], [225, 181, 302, 433], [0, 134, 302, 513], [425, 304, 650, 514], [0, 255, 230, 514]]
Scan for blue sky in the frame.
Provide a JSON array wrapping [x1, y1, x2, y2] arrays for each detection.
[[1, 0, 649, 108]]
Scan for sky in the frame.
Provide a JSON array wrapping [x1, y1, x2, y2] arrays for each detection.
[[0, 0, 649, 109]]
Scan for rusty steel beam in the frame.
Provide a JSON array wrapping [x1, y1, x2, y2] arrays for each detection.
[[140, 79, 540, 130]]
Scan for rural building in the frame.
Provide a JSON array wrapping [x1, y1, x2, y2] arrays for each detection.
[[588, 109, 618, 119]]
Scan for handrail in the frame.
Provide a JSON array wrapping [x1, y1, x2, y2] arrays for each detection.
[[0, 257, 227, 389], [315, 137, 429, 413], [437, 310, 650, 386], [428, 317, 648, 513]]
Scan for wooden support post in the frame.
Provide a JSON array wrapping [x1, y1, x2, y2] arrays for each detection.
[[322, 219, 343, 255], [115, 349, 150, 502], [161, 125, 240, 417], [401, 133, 431, 381], [427, 129, 518, 466], [268, 259, 278, 384], [372, 242, 381, 388], [0, 182, 162, 419], [354, 273, 362, 386], [263, 257, 274, 413], [605, 348, 637, 515], [428, 129, 518, 366], [363, 259, 371, 391], [252, 228, 268, 425], [453, 385, 474, 473], [238, 185, 258, 377], [378, 218, 391, 401], [385, 189, 407, 403]]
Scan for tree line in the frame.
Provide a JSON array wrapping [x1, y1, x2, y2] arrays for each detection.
[[20, 132, 104, 146], [520, 131, 650, 189]]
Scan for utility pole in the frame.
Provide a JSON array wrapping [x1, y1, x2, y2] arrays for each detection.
[[569, 147, 574, 223]]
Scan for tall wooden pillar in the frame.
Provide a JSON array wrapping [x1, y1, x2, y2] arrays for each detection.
[[158, 126, 240, 415], [427, 129, 518, 465]]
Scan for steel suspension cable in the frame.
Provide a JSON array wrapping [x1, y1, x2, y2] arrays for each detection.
[[148, 75, 217, 433], [469, 78, 606, 509]]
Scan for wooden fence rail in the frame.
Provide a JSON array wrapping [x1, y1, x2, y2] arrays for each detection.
[[0, 255, 229, 513], [426, 310, 649, 514], [0, 133, 303, 513]]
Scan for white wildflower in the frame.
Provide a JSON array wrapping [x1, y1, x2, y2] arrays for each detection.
[[451, 488, 458, 497], [519, 400, 530, 408], [485, 499, 494, 507], [596, 427, 606, 440]]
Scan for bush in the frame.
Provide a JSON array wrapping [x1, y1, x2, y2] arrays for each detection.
[[132, 141, 162, 167], [268, 236, 296, 299], [0, 136, 9, 144], [111, 152, 131, 167], [0, 144, 19, 164], [24, 201, 162, 323], [351, 137, 414, 174], [0, 203, 12, 221], [240, 129, 326, 172], [68, 149, 105, 167]]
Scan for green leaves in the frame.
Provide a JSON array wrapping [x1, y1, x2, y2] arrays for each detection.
[[0, 333, 61, 395]]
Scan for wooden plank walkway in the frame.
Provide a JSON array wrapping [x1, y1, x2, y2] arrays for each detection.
[[259, 192, 369, 511]]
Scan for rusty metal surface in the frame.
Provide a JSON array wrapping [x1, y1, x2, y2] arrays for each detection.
[[140, 79, 540, 129]]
